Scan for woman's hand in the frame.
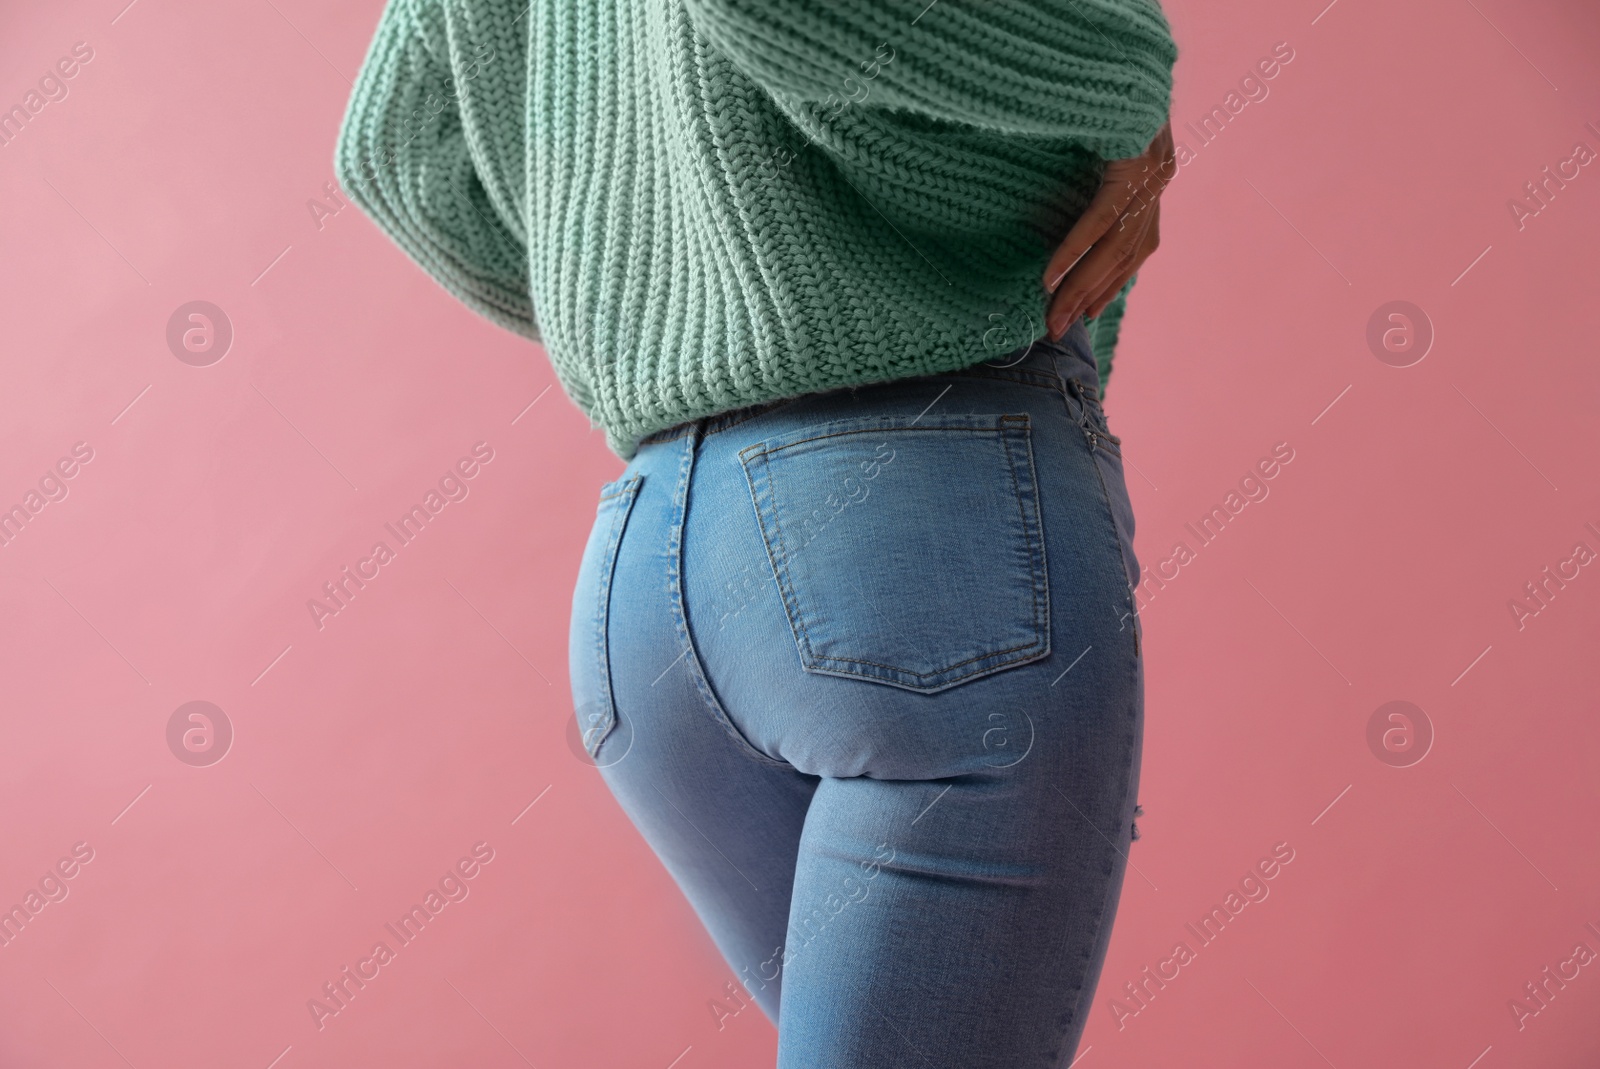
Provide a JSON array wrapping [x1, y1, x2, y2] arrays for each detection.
[[1042, 121, 1176, 340]]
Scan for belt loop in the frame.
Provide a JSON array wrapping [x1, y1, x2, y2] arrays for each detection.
[[1070, 318, 1103, 402], [1046, 333, 1082, 422], [689, 415, 706, 460]]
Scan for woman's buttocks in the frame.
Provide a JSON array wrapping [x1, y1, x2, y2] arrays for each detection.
[[670, 323, 1142, 781]]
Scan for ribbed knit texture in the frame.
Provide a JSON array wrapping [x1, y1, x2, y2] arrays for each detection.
[[336, 0, 1177, 457]]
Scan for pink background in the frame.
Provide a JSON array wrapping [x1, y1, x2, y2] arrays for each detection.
[[3, 0, 1598, 1066]]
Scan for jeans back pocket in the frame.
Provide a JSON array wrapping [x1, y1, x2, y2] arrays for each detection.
[[737, 414, 1049, 693], [569, 473, 643, 762]]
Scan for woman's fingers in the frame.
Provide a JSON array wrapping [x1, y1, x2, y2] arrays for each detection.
[[1043, 124, 1171, 342], [1045, 199, 1149, 338], [1085, 200, 1159, 321], [1042, 176, 1139, 294], [1042, 122, 1175, 339]]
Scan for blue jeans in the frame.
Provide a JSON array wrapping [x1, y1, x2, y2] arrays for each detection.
[[569, 320, 1144, 1068]]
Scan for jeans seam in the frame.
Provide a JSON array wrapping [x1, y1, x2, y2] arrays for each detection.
[[1049, 349, 1140, 656], [1085, 447, 1140, 659], [670, 427, 795, 770], [1043, 421, 1141, 1057], [1046, 712, 1138, 1064]]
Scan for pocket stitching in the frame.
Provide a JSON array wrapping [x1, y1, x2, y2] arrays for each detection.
[[999, 415, 1051, 654], [584, 474, 642, 760], [740, 415, 1052, 692], [801, 638, 1048, 676], [740, 445, 816, 671]]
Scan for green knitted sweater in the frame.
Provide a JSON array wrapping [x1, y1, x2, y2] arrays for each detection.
[[336, 0, 1177, 457]]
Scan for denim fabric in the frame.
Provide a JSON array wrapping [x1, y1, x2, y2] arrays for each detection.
[[739, 412, 1051, 691], [568, 320, 1144, 1068]]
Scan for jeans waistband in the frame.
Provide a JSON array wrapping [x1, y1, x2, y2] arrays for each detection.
[[636, 320, 1100, 448]]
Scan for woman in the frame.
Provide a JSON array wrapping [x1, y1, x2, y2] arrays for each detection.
[[337, 0, 1178, 1064]]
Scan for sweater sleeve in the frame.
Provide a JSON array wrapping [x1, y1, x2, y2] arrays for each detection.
[[334, 0, 539, 339], [682, 0, 1177, 160]]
